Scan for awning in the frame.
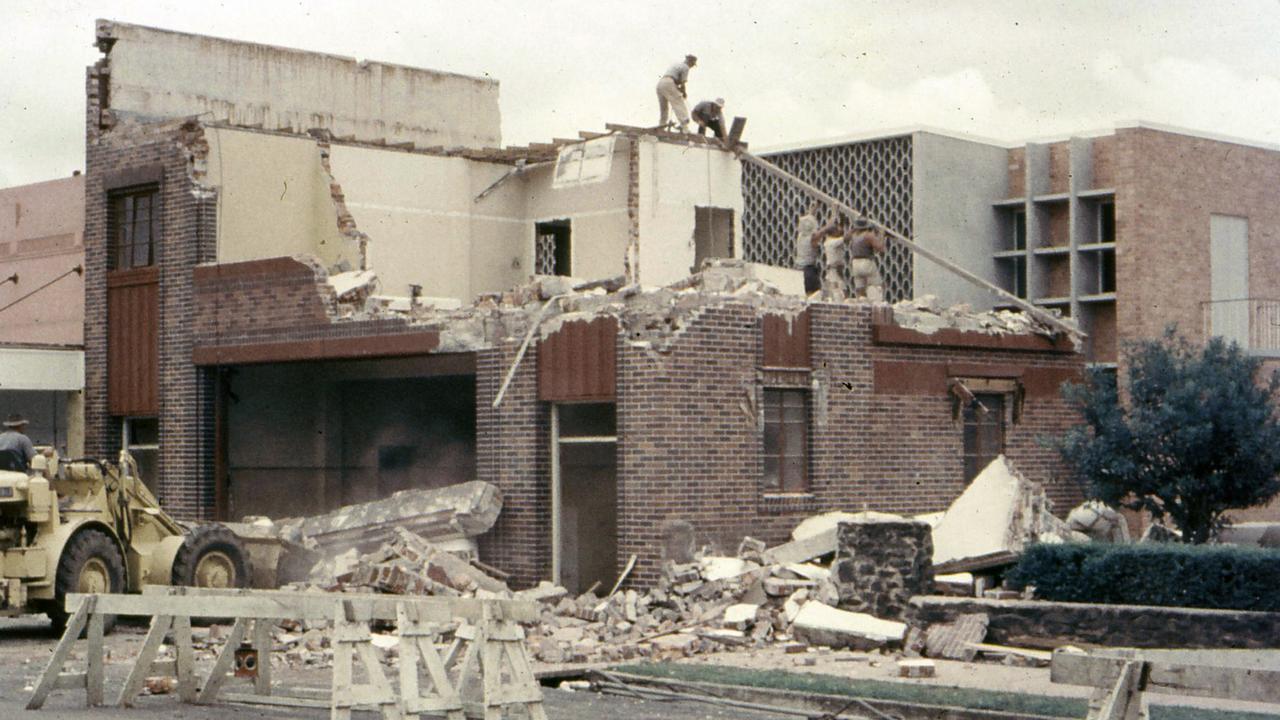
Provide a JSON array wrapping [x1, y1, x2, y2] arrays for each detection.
[[0, 346, 84, 391]]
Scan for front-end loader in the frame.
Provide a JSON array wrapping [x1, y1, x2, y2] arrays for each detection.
[[0, 450, 251, 631]]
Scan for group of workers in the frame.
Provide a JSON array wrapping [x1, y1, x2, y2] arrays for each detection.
[[793, 202, 887, 301], [656, 54, 726, 139], [657, 55, 885, 300]]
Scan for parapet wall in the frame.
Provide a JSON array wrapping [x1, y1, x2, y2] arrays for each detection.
[[95, 19, 501, 149]]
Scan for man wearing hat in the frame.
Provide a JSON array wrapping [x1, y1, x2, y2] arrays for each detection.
[[691, 97, 727, 139], [846, 218, 888, 301], [656, 54, 697, 132], [0, 414, 36, 472]]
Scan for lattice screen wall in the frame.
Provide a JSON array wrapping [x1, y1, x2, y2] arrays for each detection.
[[742, 136, 915, 302]]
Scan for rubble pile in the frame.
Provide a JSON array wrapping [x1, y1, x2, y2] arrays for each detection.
[[891, 294, 1067, 338]]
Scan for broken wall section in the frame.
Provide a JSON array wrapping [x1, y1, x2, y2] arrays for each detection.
[[95, 19, 501, 149]]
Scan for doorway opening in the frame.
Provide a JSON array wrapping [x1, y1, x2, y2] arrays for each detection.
[[551, 402, 617, 594]]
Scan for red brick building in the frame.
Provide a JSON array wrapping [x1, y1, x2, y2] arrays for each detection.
[[82, 21, 1085, 590]]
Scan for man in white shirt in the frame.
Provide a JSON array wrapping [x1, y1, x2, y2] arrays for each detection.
[[656, 55, 697, 132]]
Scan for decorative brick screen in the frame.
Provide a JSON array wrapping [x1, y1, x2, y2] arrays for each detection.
[[742, 136, 914, 302]]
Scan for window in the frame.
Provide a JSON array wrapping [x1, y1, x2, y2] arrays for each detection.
[[1011, 209, 1027, 251], [693, 206, 734, 271], [1012, 256, 1027, 299], [1098, 249, 1116, 293], [122, 417, 159, 490], [962, 393, 1005, 483], [1098, 201, 1115, 244], [535, 219, 571, 276], [108, 185, 158, 270], [763, 389, 808, 493]]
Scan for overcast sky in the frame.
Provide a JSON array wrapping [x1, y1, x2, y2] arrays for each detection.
[[3, 0, 1279, 187]]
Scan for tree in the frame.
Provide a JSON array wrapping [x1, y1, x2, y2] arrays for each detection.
[[1058, 328, 1280, 543]]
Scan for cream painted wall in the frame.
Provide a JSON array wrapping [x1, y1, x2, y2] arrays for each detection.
[[635, 138, 744, 288], [100, 20, 500, 149], [205, 128, 347, 266], [518, 139, 632, 282]]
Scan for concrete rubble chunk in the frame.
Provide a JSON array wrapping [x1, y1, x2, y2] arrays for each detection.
[[762, 529, 837, 565], [327, 269, 378, 301], [790, 601, 906, 650], [898, 658, 936, 678], [275, 480, 502, 556], [931, 456, 1067, 574], [924, 612, 989, 661], [722, 603, 760, 630], [390, 527, 509, 594], [699, 556, 757, 581], [1066, 500, 1130, 543]]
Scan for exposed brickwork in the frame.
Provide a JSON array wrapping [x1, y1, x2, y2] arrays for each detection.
[[84, 119, 217, 519], [1111, 127, 1280, 348], [476, 342, 551, 589]]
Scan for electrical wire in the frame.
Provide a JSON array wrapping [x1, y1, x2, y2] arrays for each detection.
[[0, 265, 83, 316]]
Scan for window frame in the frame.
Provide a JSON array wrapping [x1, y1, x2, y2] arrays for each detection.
[[961, 391, 1007, 483], [121, 416, 159, 489], [108, 184, 159, 271], [762, 387, 809, 494]]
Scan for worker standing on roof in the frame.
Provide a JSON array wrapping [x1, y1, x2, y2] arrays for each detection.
[[691, 98, 726, 139], [815, 215, 849, 301], [847, 218, 888, 301], [657, 55, 697, 132], [794, 202, 821, 295]]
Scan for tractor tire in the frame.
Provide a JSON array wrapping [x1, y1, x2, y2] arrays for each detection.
[[171, 524, 251, 590], [50, 529, 125, 635]]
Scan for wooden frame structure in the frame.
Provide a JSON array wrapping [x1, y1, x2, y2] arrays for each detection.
[[1051, 647, 1280, 719], [27, 586, 546, 720]]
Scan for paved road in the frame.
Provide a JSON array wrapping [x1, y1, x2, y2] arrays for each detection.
[[0, 617, 783, 719]]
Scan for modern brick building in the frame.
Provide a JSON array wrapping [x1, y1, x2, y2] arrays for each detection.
[[744, 124, 1280, 369], [82, 21, 1085, 591]]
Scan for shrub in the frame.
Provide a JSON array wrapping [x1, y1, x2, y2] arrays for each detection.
[[1006, 542, 1280, 611]]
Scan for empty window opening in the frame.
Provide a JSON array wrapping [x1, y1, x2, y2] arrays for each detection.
[[108, 185, 158, 270], [693, 206, 734, 272], [552, 402, 617, 594], [122, 416, 159, 491], [1098, 201, 1115, 244], [535, 219, 572, 276], [962, 392, 1005, 483], [1011, 208, 1027, 251], [763, 389, 808, 493], [1098, 249, 1116, 293]]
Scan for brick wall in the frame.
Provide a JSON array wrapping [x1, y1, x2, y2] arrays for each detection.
[[84, 120, 217, 519], [1112, 127, 1280, 347], [476, 342, 551, 588]]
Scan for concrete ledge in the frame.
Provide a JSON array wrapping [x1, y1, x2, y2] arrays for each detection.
[[907, 595, 1280, 649]]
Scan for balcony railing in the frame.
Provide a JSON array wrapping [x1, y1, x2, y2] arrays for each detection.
[[1201, 299, 1280, 356]]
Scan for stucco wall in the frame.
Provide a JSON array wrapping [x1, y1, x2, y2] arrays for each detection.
[[205, 128, 344, 266], [0, 175, 85, 346], [519, 139, 633, 282], [912, 132, 1008, 309], [98, 19, 501, 149], [636, 138, 744, 287]]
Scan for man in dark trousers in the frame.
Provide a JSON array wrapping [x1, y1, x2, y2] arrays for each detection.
[[0, 414, 36, 471], [692, 98, 726, 139]]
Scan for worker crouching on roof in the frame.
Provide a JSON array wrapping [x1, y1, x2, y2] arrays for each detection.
[[692, 98, 726, 139]]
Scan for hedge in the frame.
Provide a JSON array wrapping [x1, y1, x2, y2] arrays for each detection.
[[1004, 542, 1280, 611]]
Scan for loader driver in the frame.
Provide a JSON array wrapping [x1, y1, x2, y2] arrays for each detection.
[[0, 414, 36, 472]]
